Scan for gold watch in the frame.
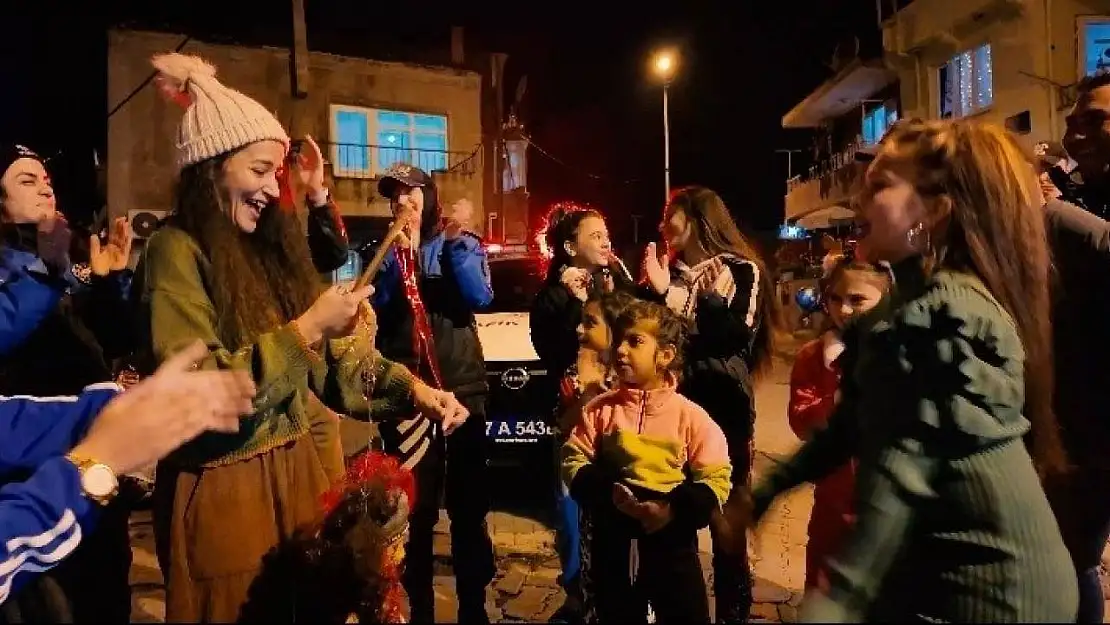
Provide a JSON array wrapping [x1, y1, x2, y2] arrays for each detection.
[[65, 453, 119, 506]]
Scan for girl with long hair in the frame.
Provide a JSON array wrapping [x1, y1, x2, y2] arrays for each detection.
[[747, 119, 1076, 622], [136, 53, 468, 622], [529, 203, 634, 622], [641, 185, 783, 623]]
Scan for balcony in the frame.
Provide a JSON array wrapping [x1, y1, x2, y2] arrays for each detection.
[[323, 142, 481, 180], [883, 0, 1025, 56], [782, 60, 897, 128], [785, 141, 867, 221]]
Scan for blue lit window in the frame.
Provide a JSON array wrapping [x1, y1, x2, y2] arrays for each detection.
[[862, 101, 899, 146], [938, 44, 993, 119], [331, 249, 362, 284], [329, 105, 449, 178], [1082, 20, 1110, 77]]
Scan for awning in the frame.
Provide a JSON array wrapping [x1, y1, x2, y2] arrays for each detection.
[[794, 205, 856, 230], [782, 60, 897, 128]]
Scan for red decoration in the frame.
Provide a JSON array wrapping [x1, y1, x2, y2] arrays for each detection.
[[276, 165, 296, 213], [319, 451, 416, 517], [316, 451, 414, 624], [396, 246, 444, 389], [153, 75, 194, 110]]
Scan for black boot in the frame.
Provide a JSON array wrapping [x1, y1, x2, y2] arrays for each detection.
[[407, 588, 435, 624], [457, 592, 490, 624]]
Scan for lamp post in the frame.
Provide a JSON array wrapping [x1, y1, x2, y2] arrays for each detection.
[[775, 148, 803, 181], [652, 50, 677, 203]]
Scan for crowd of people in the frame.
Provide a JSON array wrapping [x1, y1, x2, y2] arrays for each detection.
[[3, 46, 1110, 625]]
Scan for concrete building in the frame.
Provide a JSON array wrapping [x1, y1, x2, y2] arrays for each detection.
[[107, 27, 487, 253], [781, 41, 900, 224], [882, 0, 1110, 144]]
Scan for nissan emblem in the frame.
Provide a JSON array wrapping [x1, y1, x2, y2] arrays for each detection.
[[501, 367, 530, 390]]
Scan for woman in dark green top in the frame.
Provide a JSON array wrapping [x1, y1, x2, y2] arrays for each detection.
[[751, 119, 1077, 622]]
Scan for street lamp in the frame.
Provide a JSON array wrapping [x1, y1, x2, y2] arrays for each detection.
[[652, 49, 677, 204]]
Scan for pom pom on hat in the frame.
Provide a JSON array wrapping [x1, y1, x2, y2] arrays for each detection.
[[152, 53, 216, 109], [150, 51, 289, 167]]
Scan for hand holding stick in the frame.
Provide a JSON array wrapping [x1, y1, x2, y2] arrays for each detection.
[[354, 208, 415, 290]]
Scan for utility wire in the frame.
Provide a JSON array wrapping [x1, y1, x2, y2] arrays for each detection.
[[524, 136, 641, 186], [107, 36, 191, 119]]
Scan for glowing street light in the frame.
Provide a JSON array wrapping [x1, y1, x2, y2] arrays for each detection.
[[651, 49, 678, 202], [653, 52, 675, 81]]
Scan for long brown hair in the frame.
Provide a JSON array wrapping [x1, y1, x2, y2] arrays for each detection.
[[876, 119, 1068, 477], [667, 185, 784, 378], [171, 151, 324, 348]]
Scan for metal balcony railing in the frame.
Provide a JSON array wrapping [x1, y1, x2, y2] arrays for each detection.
[[786, 137, 869, 193], [323, 142, 481, 179]]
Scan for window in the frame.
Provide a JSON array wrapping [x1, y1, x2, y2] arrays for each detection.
[[1081, 19, 1110, 77], [502, 139, 528, 191], [861, 101, 900, 145], [328, 105, 449, 178], [938, 43, 993, 119], [330, 249, 363, 284]]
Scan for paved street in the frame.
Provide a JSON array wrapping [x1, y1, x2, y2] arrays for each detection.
[[127, 357, 813, 623]]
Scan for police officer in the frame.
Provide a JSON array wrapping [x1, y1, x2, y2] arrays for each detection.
[[362, 164, 496, 623]]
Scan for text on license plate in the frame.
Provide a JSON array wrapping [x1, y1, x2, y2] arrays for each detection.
[[486, 420, 555, 442]]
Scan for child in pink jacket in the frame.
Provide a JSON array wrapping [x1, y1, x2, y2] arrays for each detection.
[[562, 299, 730, 624]]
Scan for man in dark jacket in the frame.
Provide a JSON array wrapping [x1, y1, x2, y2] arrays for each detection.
[[1043, 68, 1110, 624], [366, 164, 495, 623]]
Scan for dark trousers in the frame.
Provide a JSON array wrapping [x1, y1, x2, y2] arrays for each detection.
[[1047, 467, 1110, 624], [687, 382, 755, 624], [403, 394, 496, 622], [589, 505, 710, 624]]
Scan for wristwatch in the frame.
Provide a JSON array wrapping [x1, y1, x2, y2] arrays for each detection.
[[65, 453, 119, 506]]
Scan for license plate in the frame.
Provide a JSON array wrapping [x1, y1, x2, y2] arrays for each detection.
[[486, 419, 555, 443]]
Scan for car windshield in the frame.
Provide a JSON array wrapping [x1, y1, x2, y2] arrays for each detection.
[[487, 257, 546, 313]]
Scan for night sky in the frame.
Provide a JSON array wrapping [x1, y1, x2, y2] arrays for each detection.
[[3, 0, 886, 246]]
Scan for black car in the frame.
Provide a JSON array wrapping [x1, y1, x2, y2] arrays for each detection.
[[475, 247, 557, 470]]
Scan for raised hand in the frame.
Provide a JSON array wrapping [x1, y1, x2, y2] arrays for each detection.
[[69, 340, 256, 475], [89, 217, 133, 276], [443, 198, 474, 240], [642, 242, 670, 295], [560, 266, 591, 302], [294, 135, 327, 196], [695, 257, 725, 295], [36, 213, 73, 272]]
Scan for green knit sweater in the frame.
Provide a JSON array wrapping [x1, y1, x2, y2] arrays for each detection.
[[136, 226, 416, 469], [753, 259, 1077, 623]]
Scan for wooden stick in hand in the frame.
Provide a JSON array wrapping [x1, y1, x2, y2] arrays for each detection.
[[354, 209, 413, 290]]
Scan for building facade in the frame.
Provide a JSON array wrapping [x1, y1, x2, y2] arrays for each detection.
[[782, 54, 901, 222], [107, 28, 486, 248], [883, 0, 1110, 143]]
